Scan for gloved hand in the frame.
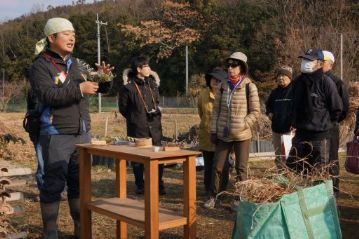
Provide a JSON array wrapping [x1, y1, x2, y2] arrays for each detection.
[[210, 133, 217, 145]]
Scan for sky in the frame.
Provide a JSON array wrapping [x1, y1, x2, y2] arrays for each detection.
[[0, 0, 100, 22]]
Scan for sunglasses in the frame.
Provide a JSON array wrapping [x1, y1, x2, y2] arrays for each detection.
[[226, 63, 240, 68]]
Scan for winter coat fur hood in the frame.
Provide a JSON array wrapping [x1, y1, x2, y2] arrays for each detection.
[[122, 68, 160, 86]]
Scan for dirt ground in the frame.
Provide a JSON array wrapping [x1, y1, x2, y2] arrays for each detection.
[[1, 112, 359, 239]]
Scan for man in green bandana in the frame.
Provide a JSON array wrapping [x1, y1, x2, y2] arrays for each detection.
[[28, 17, 114, 238]]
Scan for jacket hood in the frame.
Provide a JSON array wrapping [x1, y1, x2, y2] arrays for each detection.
[[122, 68, 160, 86]]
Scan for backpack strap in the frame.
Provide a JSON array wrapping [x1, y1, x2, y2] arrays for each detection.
[[215, 86, 224, 134], [246, 83, 250, 114]]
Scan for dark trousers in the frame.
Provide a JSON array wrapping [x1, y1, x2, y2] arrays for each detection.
[[287, 136, 330, 174], [211, 139, 250, 196], [202, 151, 230, 193], [133, 163, 164, 190], [38, 133, 91, 203], [329, 124, 340, 192]]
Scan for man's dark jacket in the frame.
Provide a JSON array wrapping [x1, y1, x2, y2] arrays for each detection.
[[118, 73, 162, 145], [29, 49, 89, 135], [292, 69, 343, 140], [325, 70, 349, 122], [265, 84, 293, 134]]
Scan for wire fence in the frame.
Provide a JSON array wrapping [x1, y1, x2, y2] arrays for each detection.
[[5, 95, 198, 112]]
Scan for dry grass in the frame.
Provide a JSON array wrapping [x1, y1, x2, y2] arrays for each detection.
[[0, 113, 359, 238], [231, 164, 334, 203]]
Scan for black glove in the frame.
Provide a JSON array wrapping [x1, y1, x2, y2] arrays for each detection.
[[210, 133, 218, 145]]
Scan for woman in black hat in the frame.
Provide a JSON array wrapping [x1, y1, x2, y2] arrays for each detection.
[[197, 67, 229, 196]]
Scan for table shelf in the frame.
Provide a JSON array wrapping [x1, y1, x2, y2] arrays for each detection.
[[88, 198, 188, 230]]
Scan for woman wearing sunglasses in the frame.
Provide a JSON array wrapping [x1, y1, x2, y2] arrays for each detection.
[[204, 52, 260, 209]]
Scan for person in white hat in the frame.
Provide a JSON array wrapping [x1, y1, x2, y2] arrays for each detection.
[[28, 17, 114, 238], [322, 50, 349, 195], [204, 51, 260, 208]]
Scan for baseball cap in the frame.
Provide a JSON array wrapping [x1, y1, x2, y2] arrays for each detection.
[[298, 48, 324, 61]]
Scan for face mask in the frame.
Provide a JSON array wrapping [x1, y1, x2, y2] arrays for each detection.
[[300, 59, 317, 73]]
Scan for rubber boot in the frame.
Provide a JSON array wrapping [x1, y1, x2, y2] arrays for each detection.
[[40, 201, 60, 239], [68, 198, 80, 238]]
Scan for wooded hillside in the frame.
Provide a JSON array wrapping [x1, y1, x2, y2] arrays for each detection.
[[0, 0, 358, 98]]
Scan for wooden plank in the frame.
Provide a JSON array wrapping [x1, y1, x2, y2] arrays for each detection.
[[88, 198, 187, 230], [6, 232, 28, 239], [79, 148, 92, 239], [144, 160, 159, 239], [77, 144, 200, 160], [6, 179, 27, 187], [6, 192, 23, 202], [116, 158, 127, 239], [183, 155, 197, 239], [158, 158, 186, 165], [0, 168, 32, 177]]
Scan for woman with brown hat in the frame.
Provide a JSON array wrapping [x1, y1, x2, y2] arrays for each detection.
[[204, 52, 260, 208], [197, 67, 230, 195]]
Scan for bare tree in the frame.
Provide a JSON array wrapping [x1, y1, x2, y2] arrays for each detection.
[[0, 80, 24, 112]]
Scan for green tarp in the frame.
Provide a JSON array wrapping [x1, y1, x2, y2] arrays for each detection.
[[232, 180, 342, 239]]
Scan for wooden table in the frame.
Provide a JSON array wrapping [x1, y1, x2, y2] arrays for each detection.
[[77, 144, 200, 239]]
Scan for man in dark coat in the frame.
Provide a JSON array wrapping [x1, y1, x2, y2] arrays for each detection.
[[323, 50, 349, 194], [266, 65, 294, 169], [118, 55, 165, 195], [287, 48, 343, 174], [29, 17, 113, 238]]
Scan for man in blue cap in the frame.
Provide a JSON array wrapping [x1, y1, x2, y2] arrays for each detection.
[[286, 48, 343, 174]]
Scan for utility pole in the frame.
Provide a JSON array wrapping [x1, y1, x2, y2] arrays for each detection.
[[185, 45, 188, 95], [340, 33, 343, 81], [2, 68, 4, 98], [96, 13, 107, 113]]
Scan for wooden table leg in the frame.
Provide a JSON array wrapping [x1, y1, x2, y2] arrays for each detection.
[[144, 160, 159, 239], [80, 149, 92, 239], [183, 156, 196, 239], [116, 158, 127, 239]]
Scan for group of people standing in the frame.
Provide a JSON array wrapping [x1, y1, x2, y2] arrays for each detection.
[[28, 16, 348, 238], [198, 48, 348, 208]]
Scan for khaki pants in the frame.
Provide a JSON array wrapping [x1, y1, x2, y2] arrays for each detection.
[[272, 131, 292, 169], [211, 139, 250, 196], [272, 131, 282, 167]]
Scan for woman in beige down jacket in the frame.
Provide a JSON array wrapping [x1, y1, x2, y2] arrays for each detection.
[[204, 52, 260, 208], [197, 67, 229, 195]]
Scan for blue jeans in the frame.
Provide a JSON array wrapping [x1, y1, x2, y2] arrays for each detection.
[[34, 141, 45, 190]]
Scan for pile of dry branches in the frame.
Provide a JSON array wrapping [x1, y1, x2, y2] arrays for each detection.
[[232, 164, 333, 203]]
